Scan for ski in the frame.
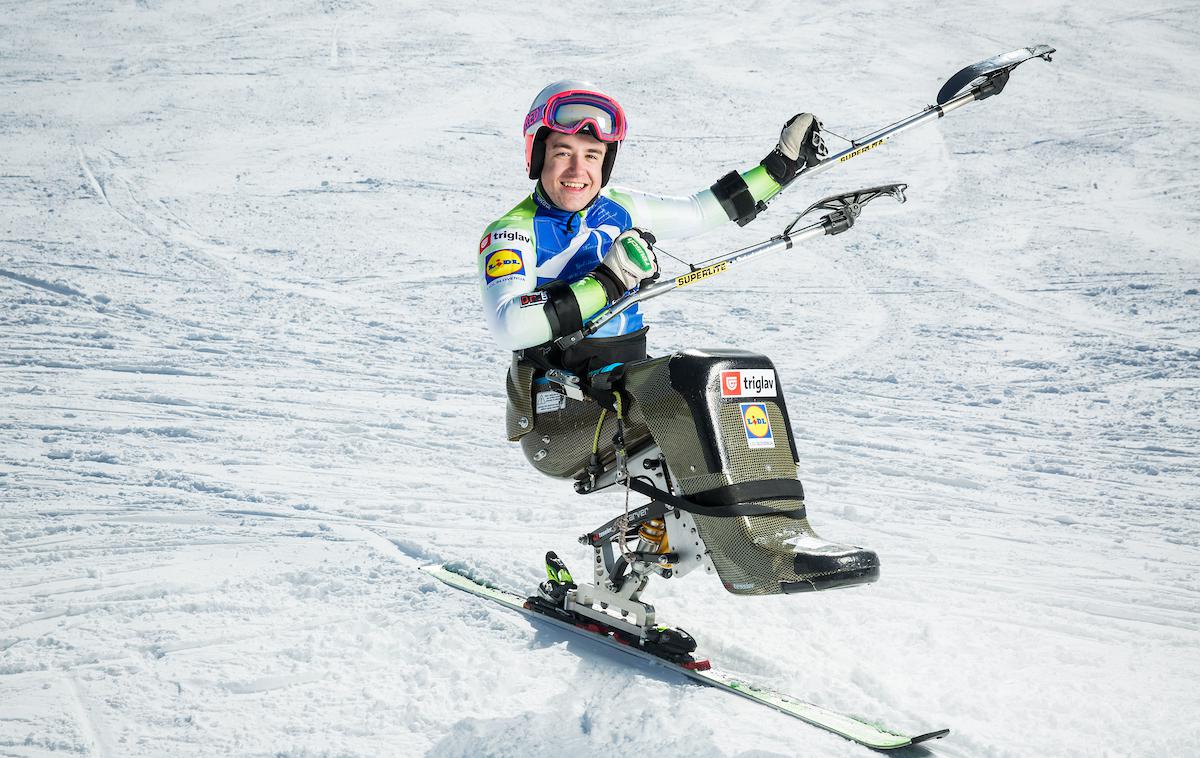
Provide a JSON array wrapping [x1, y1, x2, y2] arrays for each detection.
[[420, 564, 949, 751]]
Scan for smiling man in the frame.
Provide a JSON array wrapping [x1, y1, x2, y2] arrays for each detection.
[[478, 80, 826, 375], [540, 131, 606, 212]]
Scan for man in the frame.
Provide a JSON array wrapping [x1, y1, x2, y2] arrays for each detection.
[[478, 80, 826, 375]]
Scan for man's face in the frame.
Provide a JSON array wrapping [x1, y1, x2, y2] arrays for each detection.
[[539, 131, 606, 212]]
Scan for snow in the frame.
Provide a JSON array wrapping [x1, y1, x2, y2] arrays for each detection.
[[2, 1, 1198, 756]]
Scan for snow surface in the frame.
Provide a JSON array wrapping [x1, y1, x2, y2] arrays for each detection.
[[2, 1, 1199, 756]]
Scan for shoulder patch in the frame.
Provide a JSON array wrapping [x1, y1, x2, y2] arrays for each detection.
[[487, 228, 533, 248], [519, 291, 548, 308], [480, 224, 535, 257], [484, 249, 525, 284]]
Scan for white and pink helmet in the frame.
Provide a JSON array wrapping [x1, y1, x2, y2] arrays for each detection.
[[523, 80, 627, 186]]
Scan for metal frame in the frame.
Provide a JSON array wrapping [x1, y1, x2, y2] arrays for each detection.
[[564, 447, 715, 639]]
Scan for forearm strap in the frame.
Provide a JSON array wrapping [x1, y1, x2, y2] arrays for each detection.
[[711, 170, 762, 227], [761, 147, 799, 187], [541, 280, 583, 339], [588, 267, 625, 302]]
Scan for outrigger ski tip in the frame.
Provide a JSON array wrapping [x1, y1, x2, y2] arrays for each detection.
[[936, 44, 1056, 105], [420, 564, 951, 751]]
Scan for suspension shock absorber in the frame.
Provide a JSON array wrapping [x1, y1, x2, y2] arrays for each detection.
[[637, 518, 669, 555]]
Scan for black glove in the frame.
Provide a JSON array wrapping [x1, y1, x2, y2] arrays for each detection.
[[761, 113, 827, 187]]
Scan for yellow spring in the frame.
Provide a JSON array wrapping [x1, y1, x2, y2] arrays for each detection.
[[638, 518, 669, 552]]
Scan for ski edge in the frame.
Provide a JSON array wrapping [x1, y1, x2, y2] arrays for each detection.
[[419, 563, 949, 751]]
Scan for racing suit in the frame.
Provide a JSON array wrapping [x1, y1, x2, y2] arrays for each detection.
[[478, 163, 784, 374]]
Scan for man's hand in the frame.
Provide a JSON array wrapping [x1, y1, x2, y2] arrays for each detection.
[[592, 229, 659, 300], [761, 113, 827, 187]]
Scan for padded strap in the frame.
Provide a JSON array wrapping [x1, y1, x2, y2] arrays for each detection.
[[626, 477, 805, 519], [710, 170, 761, 226], [760, 147, 798, 186], [541, 280, 582, 339], [689, 478, 805, 507]]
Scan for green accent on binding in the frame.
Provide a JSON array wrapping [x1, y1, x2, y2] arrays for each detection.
[[620, 236, 653, 272], [569, 275, 609, 319], [544, 558, 573, 585], [742, 164, 782, 204]]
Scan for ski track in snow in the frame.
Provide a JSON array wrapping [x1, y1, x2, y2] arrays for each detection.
[[2, 1, 1199, 756]]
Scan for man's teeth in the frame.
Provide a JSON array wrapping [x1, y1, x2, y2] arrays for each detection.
[[562, 181, 586, 189]]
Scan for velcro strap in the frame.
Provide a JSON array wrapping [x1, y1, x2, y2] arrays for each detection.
[[626, 477, 805, 519], [588, 266, 624, 302], [542, 280, 582, 339], [760, 148, 797, 186], [710, 170, 759, 226]]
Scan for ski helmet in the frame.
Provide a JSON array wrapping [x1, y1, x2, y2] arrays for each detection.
[[523, 80, 627, 187]]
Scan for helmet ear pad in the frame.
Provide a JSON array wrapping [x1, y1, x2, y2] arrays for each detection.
[[600, 141, 618, 187], [528, 126, 620, 187], [528, 126, 550, 181]]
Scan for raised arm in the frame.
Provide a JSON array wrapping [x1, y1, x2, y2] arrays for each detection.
[[606, 113, 826, 240]]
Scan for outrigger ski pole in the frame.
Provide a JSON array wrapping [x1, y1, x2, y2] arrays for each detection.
[[799, 44, 1055, 181], [554, 183, 909, 353], [551, 44, 1056, 356]]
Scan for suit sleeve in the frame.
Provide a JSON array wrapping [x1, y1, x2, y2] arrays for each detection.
[[478, 227, 609, 351], [605, 164, 782, 241], [478, 227, 548, 351]]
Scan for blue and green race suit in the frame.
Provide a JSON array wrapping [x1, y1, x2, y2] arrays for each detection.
[[478, 165, 783, 352]]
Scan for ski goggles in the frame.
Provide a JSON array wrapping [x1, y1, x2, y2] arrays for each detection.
[[525, 90, 627, 142]]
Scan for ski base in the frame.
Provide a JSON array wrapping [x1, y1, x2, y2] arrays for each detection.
[[420, 564, 949, 751]]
